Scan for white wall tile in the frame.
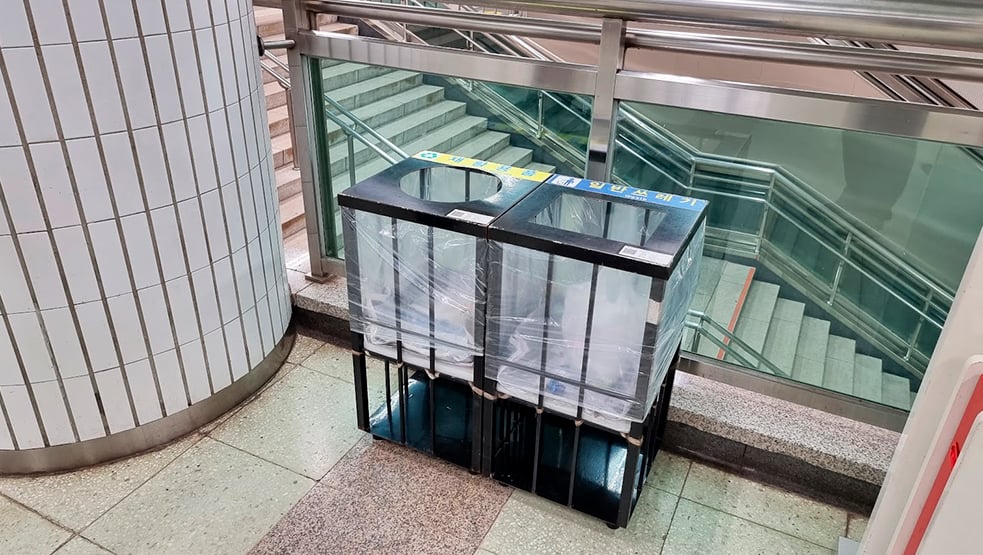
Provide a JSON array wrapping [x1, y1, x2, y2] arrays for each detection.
[[120, 213, 161, 290], [65, 139, 115, 223], [94, 368, 136, 433], [87, 219, 130, 297], [75, 300, 118, 372], [224, 0, 241, 21], [30, 142, 81, 228], [207, 109, 234, 186], [137, 284, 174, 354], [226, 103, 248, 180], [0, 409, 13, 449], [242, 306, 261, 366], [2, 385, 44, 448], [114, 37, 156, 129], [191, 266, 220, 334], [161, 121, 196, 202], [7, 312, 55, 382], [178, 339, 210, 403], [19, 232, 68, 310], [225, 319, 248, 379], [101, 131, 144, 217], [186, 115, 217, 192], [227, 17, 249, 104], [103, 0, 138, 39], [177, 199, 209, 271], [200, 188, 229, 259], [41, 44, 93, 139], [153, 348, 188, 415], [231, 245, 253, 310], [64, 376, 105, 441], [133, 127, 172, 209], [106, 293, 148, 364], [135, 0, 168, 36], [247, 237, 265, 301], [4, 47, 57, 142], [68, 0, 107, 42], [0, 72, 20, 147], [172, 32, 204, 117], [220, 183, 245, 252], [0, 237, 34, 314], [204, 327, 230, 390], [195, 28, 224, 112], [150, 206, 185, 281], [164, 0, 192, 32], [0, 318, 23, 386], [145, 34, 182, 124], [53, 226, 100, 304], [214, 24, 237, 103], [164, 276, 198, 345], [124, 358, 162, 424], [34, 381, 75, 445], [0, 1, 33, 47], [27, 0, 70, 45], [256, 294, 273, 355], [78, 41, 126, 134], [209, 0, 229, 26], [0, 147, 45, 233], [190, 0, 213, 30], [213, 256, 238, 324], [40, 308, 87, 380]]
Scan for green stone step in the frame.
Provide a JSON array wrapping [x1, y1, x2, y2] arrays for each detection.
[[324, 85, 445, 145], [759, 298, 805, 376], [822, 335, 856, 395], [882, 373, 912, 410], [791, 317, 830, 387], [853, 354, 883, 403]]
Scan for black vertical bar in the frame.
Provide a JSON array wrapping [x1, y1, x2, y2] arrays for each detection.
[[654, 347, 680, 450], [617, 420, 645, 527], [530, 411, 543, 492], [631, 278, 665, 422], [473, 357, 486, 474], [640, 209, 651, 245], [384, 360, 393, 432], [428, 225, 437, 455], [391, 217, 404, 364], [465, 169, 471, 202], [566, 424, 581, 506], [575, 265, 602, 419], [351, 332, 370, 432], [482, 244, 503, 477], [537, 255, 556, 410], [400, 361, 409, 444]]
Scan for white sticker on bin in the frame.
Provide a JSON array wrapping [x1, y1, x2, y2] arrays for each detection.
[[647, 300, 662, 324], [446, 209, 495, 225], [619, 245, 673, 266]]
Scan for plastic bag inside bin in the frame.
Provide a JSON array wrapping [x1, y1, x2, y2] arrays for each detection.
[[345, 207, 484, 381], [487, 195, 704, 433]]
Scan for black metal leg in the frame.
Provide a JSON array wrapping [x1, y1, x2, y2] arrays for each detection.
[[351, 332, 370, 432], [617, 421, 645, 527]]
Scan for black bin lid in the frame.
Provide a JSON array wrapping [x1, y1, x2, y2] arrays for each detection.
[[337, 151, 552, 237], [488, 174, 708, 279]]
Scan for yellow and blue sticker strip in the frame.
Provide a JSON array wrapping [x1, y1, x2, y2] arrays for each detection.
[[413, 151, 553, 184], [546, 174, 707, 211]]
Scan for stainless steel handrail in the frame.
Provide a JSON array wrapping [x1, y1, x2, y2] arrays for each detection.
[[684, 312, 790, 379]]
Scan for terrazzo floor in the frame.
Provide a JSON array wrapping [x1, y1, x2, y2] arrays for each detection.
[[0, 332, 870, 555]]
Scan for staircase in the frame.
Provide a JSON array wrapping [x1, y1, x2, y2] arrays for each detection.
[[685, 257, 914, 410]]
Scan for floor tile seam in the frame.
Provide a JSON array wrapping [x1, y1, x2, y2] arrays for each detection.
[[52, 533, 118, 555], [0, 490, 74, 539], [677, 496, 843, 551], [211, 363, 299, 421], [469, 487, 516, 552], [206, 436, 321, 483], [74, 433, 206, 537], [295, 361, 355, 385], [242, 484, 355, 555]]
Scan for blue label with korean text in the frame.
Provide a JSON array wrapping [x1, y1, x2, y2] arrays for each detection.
[[546, 174, 707, 211]]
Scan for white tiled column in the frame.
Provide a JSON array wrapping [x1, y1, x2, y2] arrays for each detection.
[[0, 0, 291, 471]]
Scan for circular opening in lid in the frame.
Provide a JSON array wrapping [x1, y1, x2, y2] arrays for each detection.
[[399, 166, 502, 203]]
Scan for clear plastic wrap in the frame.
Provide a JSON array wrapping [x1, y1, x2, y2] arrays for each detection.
[[486, 189, 705, 433], [344, 207, 483, 382]]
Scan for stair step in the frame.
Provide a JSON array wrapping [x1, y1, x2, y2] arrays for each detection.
[[320, 22, 358, 36], [264, 80, 288, 110], [448, 131, 511, 163], [324, 70, 424, 112], [695, 261, 755, 359], [822, 336, 856, 395], [791, 317, 830, 387], [484, 145, 534, 168], [321, 63, 393, 93], [853, 354, 883, 403], [328, 102, 471, 175], [279, 192, 306, 238], [272, 134, 294, 170], [726, 281, 780, 368], [330, 116, 493, 195], [255, 8, 285, 37], [882, 373, 912, 410], [526, 162, 556, 173], [261, 59, 289, 86], [276, 167, 301, 202], [324, 85, 446, 146], [268, 104, 290, 138], [759, 298, 805, 376], [683, 257, 725, 349]]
